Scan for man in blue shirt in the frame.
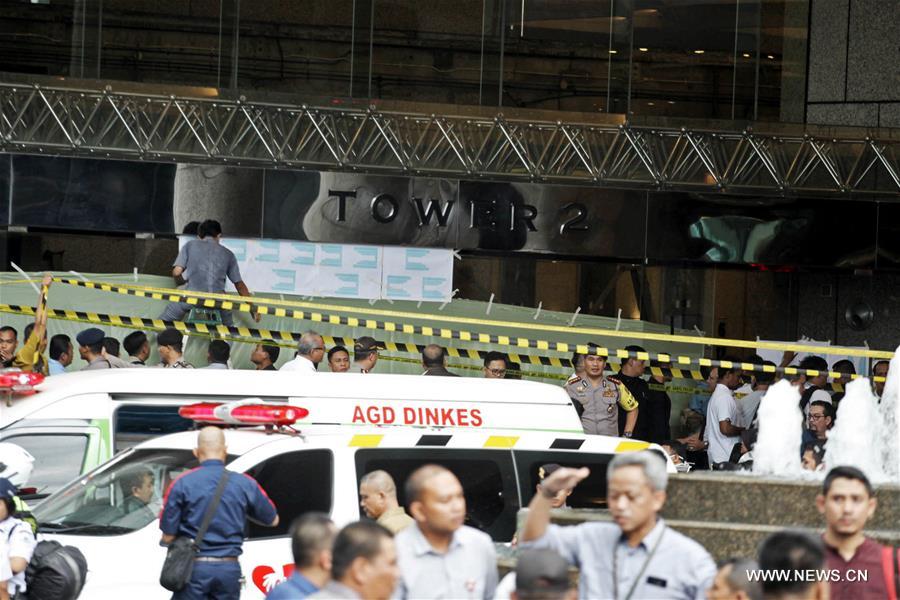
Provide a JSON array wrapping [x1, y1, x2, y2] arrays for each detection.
[[266, 513, 336, 599], [160, 219, 260, 326], [521, 451, 715, 600], [47, 334, 73, 375], [160, 427, 279, 600]]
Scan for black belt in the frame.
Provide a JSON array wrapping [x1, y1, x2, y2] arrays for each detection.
[[195, 556, 238, 562]]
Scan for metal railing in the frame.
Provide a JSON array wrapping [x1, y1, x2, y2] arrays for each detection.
[[1, 81, 898, 196]]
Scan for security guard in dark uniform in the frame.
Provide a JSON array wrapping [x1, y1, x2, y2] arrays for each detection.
[[160, 427, 279, 600]]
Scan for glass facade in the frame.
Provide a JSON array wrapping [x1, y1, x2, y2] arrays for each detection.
[[2, 0, 809, 123]]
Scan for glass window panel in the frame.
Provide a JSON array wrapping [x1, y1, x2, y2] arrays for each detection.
[[244, 450, 334, 539], [5, 433, 89, 497]]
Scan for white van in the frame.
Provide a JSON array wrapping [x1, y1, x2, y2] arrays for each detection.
[[0, 369, 632, 496], [10, 371, 670, 599]]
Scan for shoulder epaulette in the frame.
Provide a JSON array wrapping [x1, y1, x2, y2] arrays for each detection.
[[565, 374, 582, 385]]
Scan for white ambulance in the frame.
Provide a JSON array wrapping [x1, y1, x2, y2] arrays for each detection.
[[6, 370, 670, 599]]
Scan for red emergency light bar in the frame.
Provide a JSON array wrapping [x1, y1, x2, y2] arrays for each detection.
[[0, 370, 45, 394], [179, 402, 308, 427]]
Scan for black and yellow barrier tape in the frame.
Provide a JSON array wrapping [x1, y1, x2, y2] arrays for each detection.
[[0, 302, 885, 384], [46, 277, 893, 360]]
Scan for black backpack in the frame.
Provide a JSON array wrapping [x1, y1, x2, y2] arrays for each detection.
[[22, 540, 88, 600]]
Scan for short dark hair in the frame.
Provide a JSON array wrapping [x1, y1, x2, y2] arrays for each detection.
[[290, 512, 336, 569], [483, 351, 508, 369], [49, 334, 71, 360], [754, 361, 777, 385], [872, 360, 889, 375], [260, 344, 280, 363], [570, 351, 584, 370], [208, 339, 230, 364], [123, 331, 148, 356], [757, 531, 825, 597], [719, 356, 742, 377], [422, 344, 446, 368], [328, 345, 349, 362], [198, 219, 223, 239], [661, 440, 687, 461], [700, 364, 718, 381], [157, 328, 183, 352], [715, 557, 762, 600], [23, 323, 35, 340], [799, 355, 828, 374], [0, 497, 16, 518], [102, 337, 120, 357], [832, 359, 855, 375], [801, 442, 824, 467], [623, 345, 646, 365], [809, 400, 835, 425], [331, 521, 393, 580], [182, 221, 200, 236], [822, 465, 873, 497], [0, 326, 17, 339], [122, 467, 152, 494]]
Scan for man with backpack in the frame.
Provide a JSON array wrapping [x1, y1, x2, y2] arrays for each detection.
[[818, 466, 899, 599], [0, 478, 36, 599]]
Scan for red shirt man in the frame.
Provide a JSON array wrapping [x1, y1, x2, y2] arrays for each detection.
[[817, 466, 895, 599]]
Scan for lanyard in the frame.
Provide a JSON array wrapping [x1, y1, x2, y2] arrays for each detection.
[[612, 526, 666, 600]]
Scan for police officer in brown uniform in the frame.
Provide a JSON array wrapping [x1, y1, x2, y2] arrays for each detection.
[[565, 346, 638, 438], [353, 336, 384, 373]]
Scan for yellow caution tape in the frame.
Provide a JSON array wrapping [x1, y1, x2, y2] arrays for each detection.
[[0, 303, 885, 385], [48, 277, 893, 360]]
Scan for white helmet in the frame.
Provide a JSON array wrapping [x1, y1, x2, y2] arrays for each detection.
[[0, 443, 35, 488]]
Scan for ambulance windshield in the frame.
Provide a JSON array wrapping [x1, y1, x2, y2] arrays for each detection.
[[34, 449, 233, 536]]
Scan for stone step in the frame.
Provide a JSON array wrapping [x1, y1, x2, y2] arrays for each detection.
[[662, 471, 900, 531], [545, 510, 900, 563]]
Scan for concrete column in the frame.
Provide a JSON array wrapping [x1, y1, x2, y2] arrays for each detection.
[[172, 165, 263, 238], [779, 0, 809, 123], [806, 0, 900, 127]]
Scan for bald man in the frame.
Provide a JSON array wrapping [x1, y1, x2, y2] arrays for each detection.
[[160, 427, 279, 599], [395, 465, 497, 599], [421, 344, 458, 377], [359, 470, 414, 534]]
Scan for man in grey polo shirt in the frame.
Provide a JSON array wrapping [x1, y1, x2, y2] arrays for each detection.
[[160, 219, 260, 326], [394, 465, 497, 599], [521, 451, 716, 600]]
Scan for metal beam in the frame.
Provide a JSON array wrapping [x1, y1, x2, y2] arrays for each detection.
[[1, 81, 898, 197]]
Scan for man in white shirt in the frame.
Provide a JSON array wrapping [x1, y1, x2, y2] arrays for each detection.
[[281, 331, 325, 374], [395, 465, 497, 599], [704, 359, 745, 466]]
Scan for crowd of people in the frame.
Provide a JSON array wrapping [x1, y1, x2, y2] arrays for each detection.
[[1, 289, 892, 477], [2, 217, 890, 481], [1, 223, 895, 598], [0, 429, 894, 599]]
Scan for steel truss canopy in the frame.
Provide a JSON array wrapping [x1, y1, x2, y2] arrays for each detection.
[[1, 80, 898, 197]]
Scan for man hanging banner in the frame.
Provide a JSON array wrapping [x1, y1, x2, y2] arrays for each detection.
[[179, 236, 454, 301]]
